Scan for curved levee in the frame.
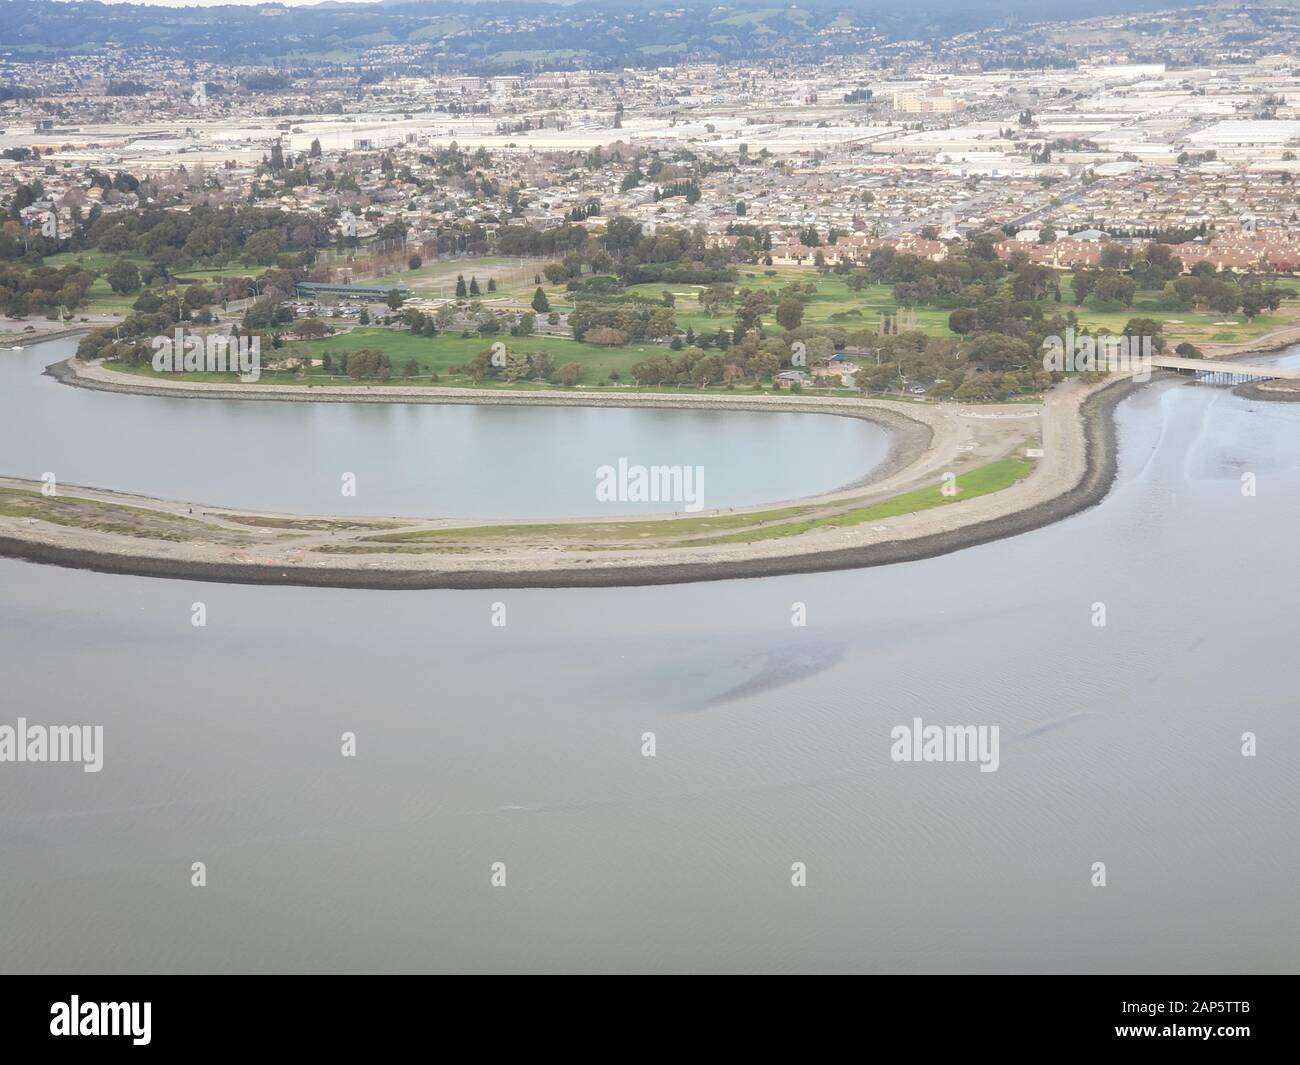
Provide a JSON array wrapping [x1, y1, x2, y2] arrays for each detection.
[[0, 354, 1143, 588]]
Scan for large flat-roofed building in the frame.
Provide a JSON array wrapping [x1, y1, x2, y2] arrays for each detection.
[[295, 282, 412, 300], [1188, 119, 1300, 148], [892, 87, 966, 114]]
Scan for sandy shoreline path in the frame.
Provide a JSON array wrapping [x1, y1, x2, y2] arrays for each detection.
[[0, 357, 1136, 588]]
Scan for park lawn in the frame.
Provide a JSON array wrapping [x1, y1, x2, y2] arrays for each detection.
[[41, 249, 259, 284], [80, 278, 139, 315], [1071, 299, 1300, 348], [38, 250, 264, 316], [497, 277, 575, 309], [39, 250, 141, 273], [174, 264, 265, 282], [430, 260, 1294, 349], [37, 251, 143, 315], [289, 327, 658, 385], [368, 256, 533, 294], [623, 269, 951, 337]]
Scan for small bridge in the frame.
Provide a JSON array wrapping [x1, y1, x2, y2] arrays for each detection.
[[1150, 356, 1300, 384]]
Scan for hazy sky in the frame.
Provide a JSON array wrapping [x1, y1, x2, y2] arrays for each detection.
[[68, 1, 387, 6], [70, 0, 571, 6]]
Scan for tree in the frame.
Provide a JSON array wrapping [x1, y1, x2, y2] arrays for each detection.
[[1071, 267, 1097, 305], [585, 326, 627, 346], [750, 351, 780, 380], [554, 361, 581, 386], [1241, 290, 1267, 320], [531, 286, 550, 313], [1123, 317, 1165, 351], [408, 254, 422, 270], [243, 230, 282, 265], [293, 317, 331, 339], [1092, 271, 1136, 307], [948, 307, 977, 335], [775, 298, 804, 331], [806, 336, 835, 364], [735, 291, 771, 331], [105, 260, 141, 295], [503, 350, 531, 382], [346, 348, 391, 380], [1100, 243, 1131, 270], [455, 274, 467, 299], [402, 359, 419, 378], [487, 277, 497, 293], [469, 276, 481, 297], [692, 354, 726, 387], [462, 350, 496, 383], [387, 289, 405, 311]]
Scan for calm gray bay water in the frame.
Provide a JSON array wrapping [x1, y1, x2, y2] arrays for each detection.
[[0, 339, 1298, 973], [0, 339, 889, 518]]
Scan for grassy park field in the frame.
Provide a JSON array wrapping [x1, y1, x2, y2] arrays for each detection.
[[510, 261, 1300, 352], [69, 249, 1300, 385], [107, 327, 683, 390]]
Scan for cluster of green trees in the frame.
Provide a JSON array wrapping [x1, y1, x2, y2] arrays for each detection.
[[399, 308, 441, 336], [454, 274, 495, 298], [2, 198, 334, 320], [501, 220, 741, 287], [0, 262, 95, 318], [291, 317, 334, 339], [340, 348, 391, 380], [1152, 264, 1286, 318], [451, 347, 581, 386], [630, 333, 826, 388], [863, 236, 1290, 325], [243, 297, 295, 330], [76, 308, 269, 367], [131, 282, 217, 324], [854, 244, 1006, 295], [568, 302, 677, 344], [632, 349, 757, 388], [611, 295, 1185, 400], [86, 205, 332, 271], [654, 181, 701, 204]]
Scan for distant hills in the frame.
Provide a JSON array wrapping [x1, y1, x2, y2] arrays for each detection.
[[0, 0, 1191, 71]]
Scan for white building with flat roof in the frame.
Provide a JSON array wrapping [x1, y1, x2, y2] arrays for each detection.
[[1188, 119, 1300, 148]]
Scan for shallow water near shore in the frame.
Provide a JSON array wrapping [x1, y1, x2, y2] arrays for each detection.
[[0, 345, 1298, 973], [0, 339, 890, 518]]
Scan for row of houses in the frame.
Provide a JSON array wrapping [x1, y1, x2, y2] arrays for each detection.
[[996, 229, 1300, 271], [766, 232, 947, 265]]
